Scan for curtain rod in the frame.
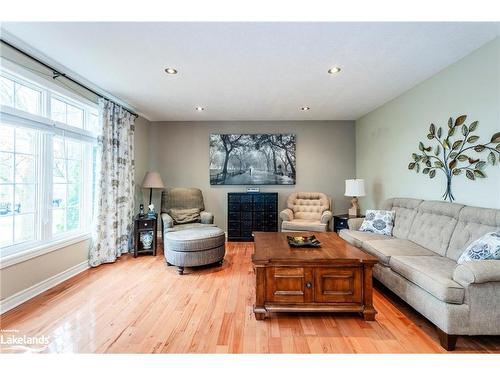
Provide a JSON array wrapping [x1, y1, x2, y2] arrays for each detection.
[[0, 39, 139, 118]]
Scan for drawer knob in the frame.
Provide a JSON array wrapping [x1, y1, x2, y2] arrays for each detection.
[[305, 282, 312, 289]]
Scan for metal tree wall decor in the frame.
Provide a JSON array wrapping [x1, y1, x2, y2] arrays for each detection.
[[408, 115, 500, 202]]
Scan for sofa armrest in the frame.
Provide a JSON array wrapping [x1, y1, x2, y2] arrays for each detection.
[[321, 210, 333, 224], [453, 260, 500, 286], [161, 213, 174, 231], [200, 211, 214, 224], [347, 217, 364, 231], [280, 208, 294, 221]]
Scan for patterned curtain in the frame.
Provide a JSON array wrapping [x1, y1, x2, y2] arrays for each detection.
[[89, 99, 135, 267]]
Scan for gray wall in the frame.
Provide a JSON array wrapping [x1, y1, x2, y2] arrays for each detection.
[[147, 121, 356, 232], [355, 37, 500, 210]]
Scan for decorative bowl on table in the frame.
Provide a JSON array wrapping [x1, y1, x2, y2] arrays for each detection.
[[287, 235, 321, 248]]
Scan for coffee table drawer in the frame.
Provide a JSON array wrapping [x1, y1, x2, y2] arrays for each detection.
[[266, 267, 307, 303], [314, 267, 362, 303]]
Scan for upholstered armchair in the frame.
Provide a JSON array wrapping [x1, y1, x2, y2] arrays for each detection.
[[160, 187, 215, 238], [280, 192, 332, 232]]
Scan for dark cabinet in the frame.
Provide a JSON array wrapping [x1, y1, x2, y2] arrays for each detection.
[[227, 192, 278, 241], [134, 214, 157, 257]]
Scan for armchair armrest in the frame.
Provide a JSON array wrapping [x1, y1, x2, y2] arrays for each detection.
[[321, 210, 332, 224], [200, 211, 214, 224], [453, 260, 500, 286], [161, 213, 174, 231], [280, 208, 294, 221], [347, 217, 365, 231]]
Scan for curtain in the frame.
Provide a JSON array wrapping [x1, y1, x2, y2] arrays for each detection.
[[89, 99, 135, 267]]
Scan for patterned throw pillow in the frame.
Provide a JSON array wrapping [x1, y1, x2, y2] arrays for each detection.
[[457, 231, 500, 264], [359, 210, 395, 236]]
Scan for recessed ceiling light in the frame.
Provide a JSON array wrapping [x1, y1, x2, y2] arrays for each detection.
[[195, 106, 204, 111], [301, 106, 310, 111], [328, 67, 341, 74], [165, 67, 178, 74]]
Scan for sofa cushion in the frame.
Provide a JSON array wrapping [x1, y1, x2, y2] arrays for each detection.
[[457, 231, 500, 264], [408, 200, 463, 256], [282, 219, 327, 232], [338, 229, 393, 248], [359, 210, 395, 236], [381, 198, 422, 239], [362, 239, 436, 266], [389, 255, 465, 304], [446, 206, 500, 261]]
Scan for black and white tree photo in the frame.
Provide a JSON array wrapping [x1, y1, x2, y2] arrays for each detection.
[[209, 134, 296, 185]]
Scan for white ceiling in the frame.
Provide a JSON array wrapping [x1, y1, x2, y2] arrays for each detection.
[[1, 22, 499, 121]]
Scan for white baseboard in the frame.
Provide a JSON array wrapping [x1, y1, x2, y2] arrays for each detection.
[[0, 260, 90, 315]]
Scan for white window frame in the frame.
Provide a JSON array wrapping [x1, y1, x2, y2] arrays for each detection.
[[0, 60, 99, 268]]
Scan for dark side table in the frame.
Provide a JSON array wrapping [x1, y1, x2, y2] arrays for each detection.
[[134, 214, 157, 257], [333, 214, 365, 233]]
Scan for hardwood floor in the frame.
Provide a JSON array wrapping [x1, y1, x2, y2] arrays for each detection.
[[1, 242, 499, 353]]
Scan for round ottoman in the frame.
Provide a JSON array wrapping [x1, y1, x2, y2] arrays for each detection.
[[164, 226, 226, 275]]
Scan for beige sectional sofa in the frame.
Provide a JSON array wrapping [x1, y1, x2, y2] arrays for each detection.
[[339, 198, 500, 350]]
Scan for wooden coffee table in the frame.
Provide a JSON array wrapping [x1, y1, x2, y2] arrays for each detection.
[[252, 232, 378, 321]]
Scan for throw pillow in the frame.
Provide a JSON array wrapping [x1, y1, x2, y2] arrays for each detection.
[[359, 210, 395, 236], [457, 231, 500, 264], [168, 208, 201, 224]]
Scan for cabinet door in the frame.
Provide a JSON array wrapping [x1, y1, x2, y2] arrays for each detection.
[[266, 267, 310, 303], [314, 267, 362, 303]]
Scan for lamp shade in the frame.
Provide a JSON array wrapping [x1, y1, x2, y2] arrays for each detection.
[[142, 171, 165, 189], [345, 179, 366, 197]]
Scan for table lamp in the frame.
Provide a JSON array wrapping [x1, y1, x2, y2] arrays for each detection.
[[142, 171, 165, 205], [345, 179, 366, 217]]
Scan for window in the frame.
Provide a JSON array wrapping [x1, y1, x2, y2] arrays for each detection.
[[0, 125, 38, 248], [51, 97, 84, 128], [0, 66, 99, 260], [1, 75, 41, 116], [52, 137, 83, 234]]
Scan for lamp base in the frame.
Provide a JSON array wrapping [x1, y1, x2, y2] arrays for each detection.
[[348, 197, 360, 217]]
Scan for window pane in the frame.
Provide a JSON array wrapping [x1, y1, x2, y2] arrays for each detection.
[[66, 140, 82, 160], [67, 183, 80, 207], [67, 160, 81, 183], [52, 184, 66, 208], [0, 77, 14, 107], [15, 83, 41, 115], [14, 213, 34, 243], [66, 104, 83, 128], [66, 207, 79, 231], [53, 137, 65, 158], [0, 152, 14, 183], [15, 128, 37, 154], [15, 184, 35, 214], [51, 98, 66, 123], [53, 158, 67, 183], [0, 184, 14, 216], [87, 113, 99, 134], [0, 215, 13, 247], [0, 125, 14, 152], [15, 154, 35, 183], [52, 208, 66, 234]]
